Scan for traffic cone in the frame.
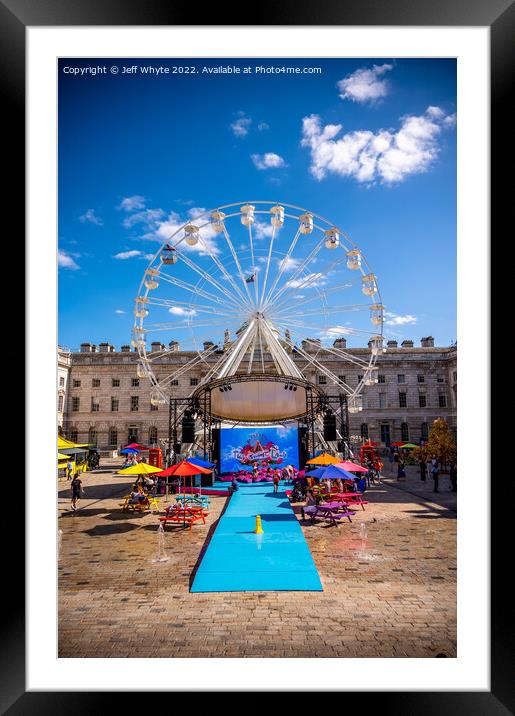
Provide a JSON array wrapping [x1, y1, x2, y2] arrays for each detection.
[[255, 515, 264, 534]]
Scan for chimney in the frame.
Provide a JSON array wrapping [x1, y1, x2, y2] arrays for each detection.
[[91, 344, 98, 352], [203, 341, 215, 351], [151, 341, 165, 352], [302, 338, 321, 352], [99, 342, 110, 353], [421, 336, 434, 348], [169, 340, 180, 352], [387, 340, 398, 348], [120, 345, 131, 353], [333, 338, 347, 349], [80, 342, 92, 353], [401, 339, 414, 348]]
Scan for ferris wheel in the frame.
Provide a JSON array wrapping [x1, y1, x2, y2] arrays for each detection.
[[132, 201, 384, 423]]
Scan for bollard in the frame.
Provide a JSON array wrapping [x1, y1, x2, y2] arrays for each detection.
[[255, 515, 264, 534]]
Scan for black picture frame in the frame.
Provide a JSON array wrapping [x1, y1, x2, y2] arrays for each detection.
[[4, 0, 510, 711]]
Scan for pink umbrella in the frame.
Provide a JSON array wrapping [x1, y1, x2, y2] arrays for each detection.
[[336, 461, 369, 473]]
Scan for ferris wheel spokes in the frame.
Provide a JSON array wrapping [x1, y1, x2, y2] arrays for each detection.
[[262, 226, 302, 308], [176, 251, 244, 312], [196, 234, 249, 306], [220, 223, 255, 306]]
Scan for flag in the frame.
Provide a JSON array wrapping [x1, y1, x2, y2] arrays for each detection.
[[245, 273, 256, 283]]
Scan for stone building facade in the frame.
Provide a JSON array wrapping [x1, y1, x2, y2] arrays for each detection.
[[59, 336, 457, 453]]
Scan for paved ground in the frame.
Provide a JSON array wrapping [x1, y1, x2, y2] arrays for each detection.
[[58, 460, 456, 658]]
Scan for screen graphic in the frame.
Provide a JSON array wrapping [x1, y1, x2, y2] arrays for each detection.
[[220, 426, 299, 473]]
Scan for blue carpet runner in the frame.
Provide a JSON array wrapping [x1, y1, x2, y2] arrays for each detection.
[[190, 483, 323, 592]]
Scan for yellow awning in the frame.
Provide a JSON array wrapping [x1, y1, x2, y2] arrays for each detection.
[[58, 452, 70, 461], [117, 462, 163, 475], [58, 436, 89, 449]]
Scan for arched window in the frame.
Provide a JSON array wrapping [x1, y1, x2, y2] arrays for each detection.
[[360, 423, 369, 439], [401, 423, 409, 442], [109, 427, 118, 447], [148, 426, 158, 445], [68, 427, 78, 443], [88, 427, 97, 446], [421, 422, 429, 441]]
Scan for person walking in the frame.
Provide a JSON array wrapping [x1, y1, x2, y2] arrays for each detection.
[[430, 456, 440, 492], [419, 456, 427, 482], [66, 460, 73, 480], [70, 474, 84, 512], [397, 457, 406, 481], [273, 472, 280, 493], [449, 461, 457, 492]]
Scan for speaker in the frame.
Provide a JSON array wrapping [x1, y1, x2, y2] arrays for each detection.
[[323, 411, 337, 441], [181, 412, 195, 444], [173, 442, 182, 455], [298, 426, 308, 466]]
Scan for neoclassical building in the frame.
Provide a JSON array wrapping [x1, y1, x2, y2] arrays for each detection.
[[58, 335, 456, 454]]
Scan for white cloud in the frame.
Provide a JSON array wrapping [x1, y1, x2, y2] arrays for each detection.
[[118, 195, 146, 211], [257, 122, 269, 131], [277, 256, 300, 272], [169, 306, 197, 317], [115, 309, 125, 314], [253, 218, 276, 240], [113, 250, 142, 260], [123, 208, 165, 229], [337, 63, 393, 104], [322, 326, 353, 337], [301, 106, 455, 184], [286, 272, 325, 289], [230, 113, 252, 137], [58, 250, 80, 270], [155, 207, 221, 256], [79, 208, 103, 225], [251, 152, 286, 170], [384, 312, 417, 326]]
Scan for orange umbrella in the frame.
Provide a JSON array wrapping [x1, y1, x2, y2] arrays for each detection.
[[306, 453, 340, 466]]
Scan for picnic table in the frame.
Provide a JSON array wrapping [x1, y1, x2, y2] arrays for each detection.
[[159, 504, 209, 531], [175, 494, 210, 507], [304, 504, 355, 526], [331, 492, 368, 510], [119, 493, 159, 513]]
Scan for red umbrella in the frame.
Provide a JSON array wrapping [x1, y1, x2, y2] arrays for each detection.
[[336, 461, 369, 473], [391, 442, 405, 447], [124, 442, 148, 450], [156, 460, 212, 524]]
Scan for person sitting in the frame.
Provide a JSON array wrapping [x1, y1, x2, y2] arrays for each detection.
[[229, 477, 239, 494], [301, 489, 317, 520]]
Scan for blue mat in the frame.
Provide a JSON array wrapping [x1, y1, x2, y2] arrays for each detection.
[[190, 484, 322, 593]]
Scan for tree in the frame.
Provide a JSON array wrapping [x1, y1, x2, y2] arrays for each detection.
[[413, 418, 456, 470]]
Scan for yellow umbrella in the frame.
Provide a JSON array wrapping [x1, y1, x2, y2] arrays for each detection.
[[58, 452, 70, 461], [58, 436, 89, 449], [117, 462, 163, 475], [306, 453, 341, 466]]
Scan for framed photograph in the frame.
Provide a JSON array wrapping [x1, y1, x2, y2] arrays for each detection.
[[4, 0, 509, 710]]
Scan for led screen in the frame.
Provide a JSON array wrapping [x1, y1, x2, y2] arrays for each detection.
[[220, 426, 299, 474]]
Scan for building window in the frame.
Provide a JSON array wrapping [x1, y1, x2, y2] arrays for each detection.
[[73, 379, 81, 388], [150, 402, 159, 411], [190, 377, 199, 386], [59, 376, 65, 387], [453, 371, 457, 382], [401, 423, 409, 442], [421, 423, 429, 441], [380, 424, 391, 445], [91, 398, 100, 412], [130, 396, 139, 411], [69, 428, 78, 443], [170, 379, 179, 386], [88, 427, 97, 446], [148, 426, 158, 445], [438, 394, 447, 408], [132, 378, 140, 387], [318, 375, 327, 385], [72, 397, 80, 412], [417, 375, 425, 383], [111, 398, 119, 412], [109, 428, 118, 447], [377, 375, 386, 384], [112, 378, 120, 387], [379, 392, 386, 409], [357, 375, 363, 384], [399, 392, 407, 408], [397, 374, 405, 384], [128, 428, 138, 443], [338, 375, 346, 385], [418, 394, 427, 408], [58, 395, 64, 412], [360, 423, 369, 439], [437, 375, 445, 383], [92, 378, 100, 387]]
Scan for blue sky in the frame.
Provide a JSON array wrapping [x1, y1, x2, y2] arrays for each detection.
[[58, 58, 456, 351]]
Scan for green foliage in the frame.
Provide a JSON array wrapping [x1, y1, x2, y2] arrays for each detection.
[[413, 418, 456, 466]]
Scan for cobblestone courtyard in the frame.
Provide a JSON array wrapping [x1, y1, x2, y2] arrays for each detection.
[[58, 461, 456, 658]]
